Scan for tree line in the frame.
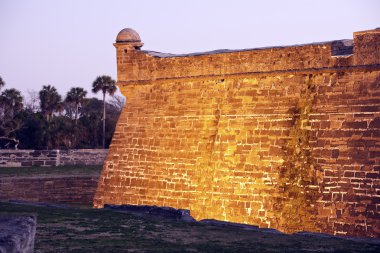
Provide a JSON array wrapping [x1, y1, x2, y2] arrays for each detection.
[[0, 75, 124, 149]]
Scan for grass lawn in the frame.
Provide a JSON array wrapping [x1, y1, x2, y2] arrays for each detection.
[[1, 201, 379, 253], [0, 165, 102, 177]]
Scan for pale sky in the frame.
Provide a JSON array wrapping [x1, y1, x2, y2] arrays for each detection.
[[0, 0, 379, 100]]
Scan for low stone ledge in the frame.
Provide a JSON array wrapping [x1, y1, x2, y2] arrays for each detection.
[[198, 219, 282, 234], [6, 200, 77, 209], [0, 215, 36, 253], [0, 176, 99, 205], [0, 149, 108, 167], [102, 204, 380, 242], [103, 204, 196, 222], [294, 231, 380, 245]]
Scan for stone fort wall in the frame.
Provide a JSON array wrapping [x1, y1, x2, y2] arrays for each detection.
[[0, 175, 99, 205], [0, 149, 108, 167], [94, 29, 380, 237]]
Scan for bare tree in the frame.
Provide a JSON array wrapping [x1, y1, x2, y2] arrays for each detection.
[[109, 94, 125, 112], [0, 120, 23, 149], [25, 89, 40, 112], [0, 88, 24, 149]]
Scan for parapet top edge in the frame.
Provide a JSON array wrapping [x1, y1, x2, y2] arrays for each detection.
[[142, 39, 353, 59]]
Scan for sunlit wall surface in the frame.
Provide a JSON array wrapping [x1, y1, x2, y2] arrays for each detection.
[[94, 28, 380, 238]]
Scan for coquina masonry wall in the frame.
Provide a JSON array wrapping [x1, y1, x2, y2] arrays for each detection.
[[0, 175, 99, 204], [94, 29, 380, 237], [0, 149, 108, 167]]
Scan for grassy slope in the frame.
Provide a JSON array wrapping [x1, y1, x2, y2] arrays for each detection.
[[1, 201, 379, 253]]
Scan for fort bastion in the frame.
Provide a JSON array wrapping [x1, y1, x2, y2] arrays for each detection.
[[94, 28, 380, 237]]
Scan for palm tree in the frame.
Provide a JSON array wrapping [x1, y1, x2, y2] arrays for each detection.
[[39, 85, 62, 121], [65, 87, 87, 125], [92, 75, 116, 148], [0, 88, 23, 118], [0, 76, 5, 91]]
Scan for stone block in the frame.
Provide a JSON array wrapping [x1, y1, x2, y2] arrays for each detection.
[[0, 216, 36, 253]]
